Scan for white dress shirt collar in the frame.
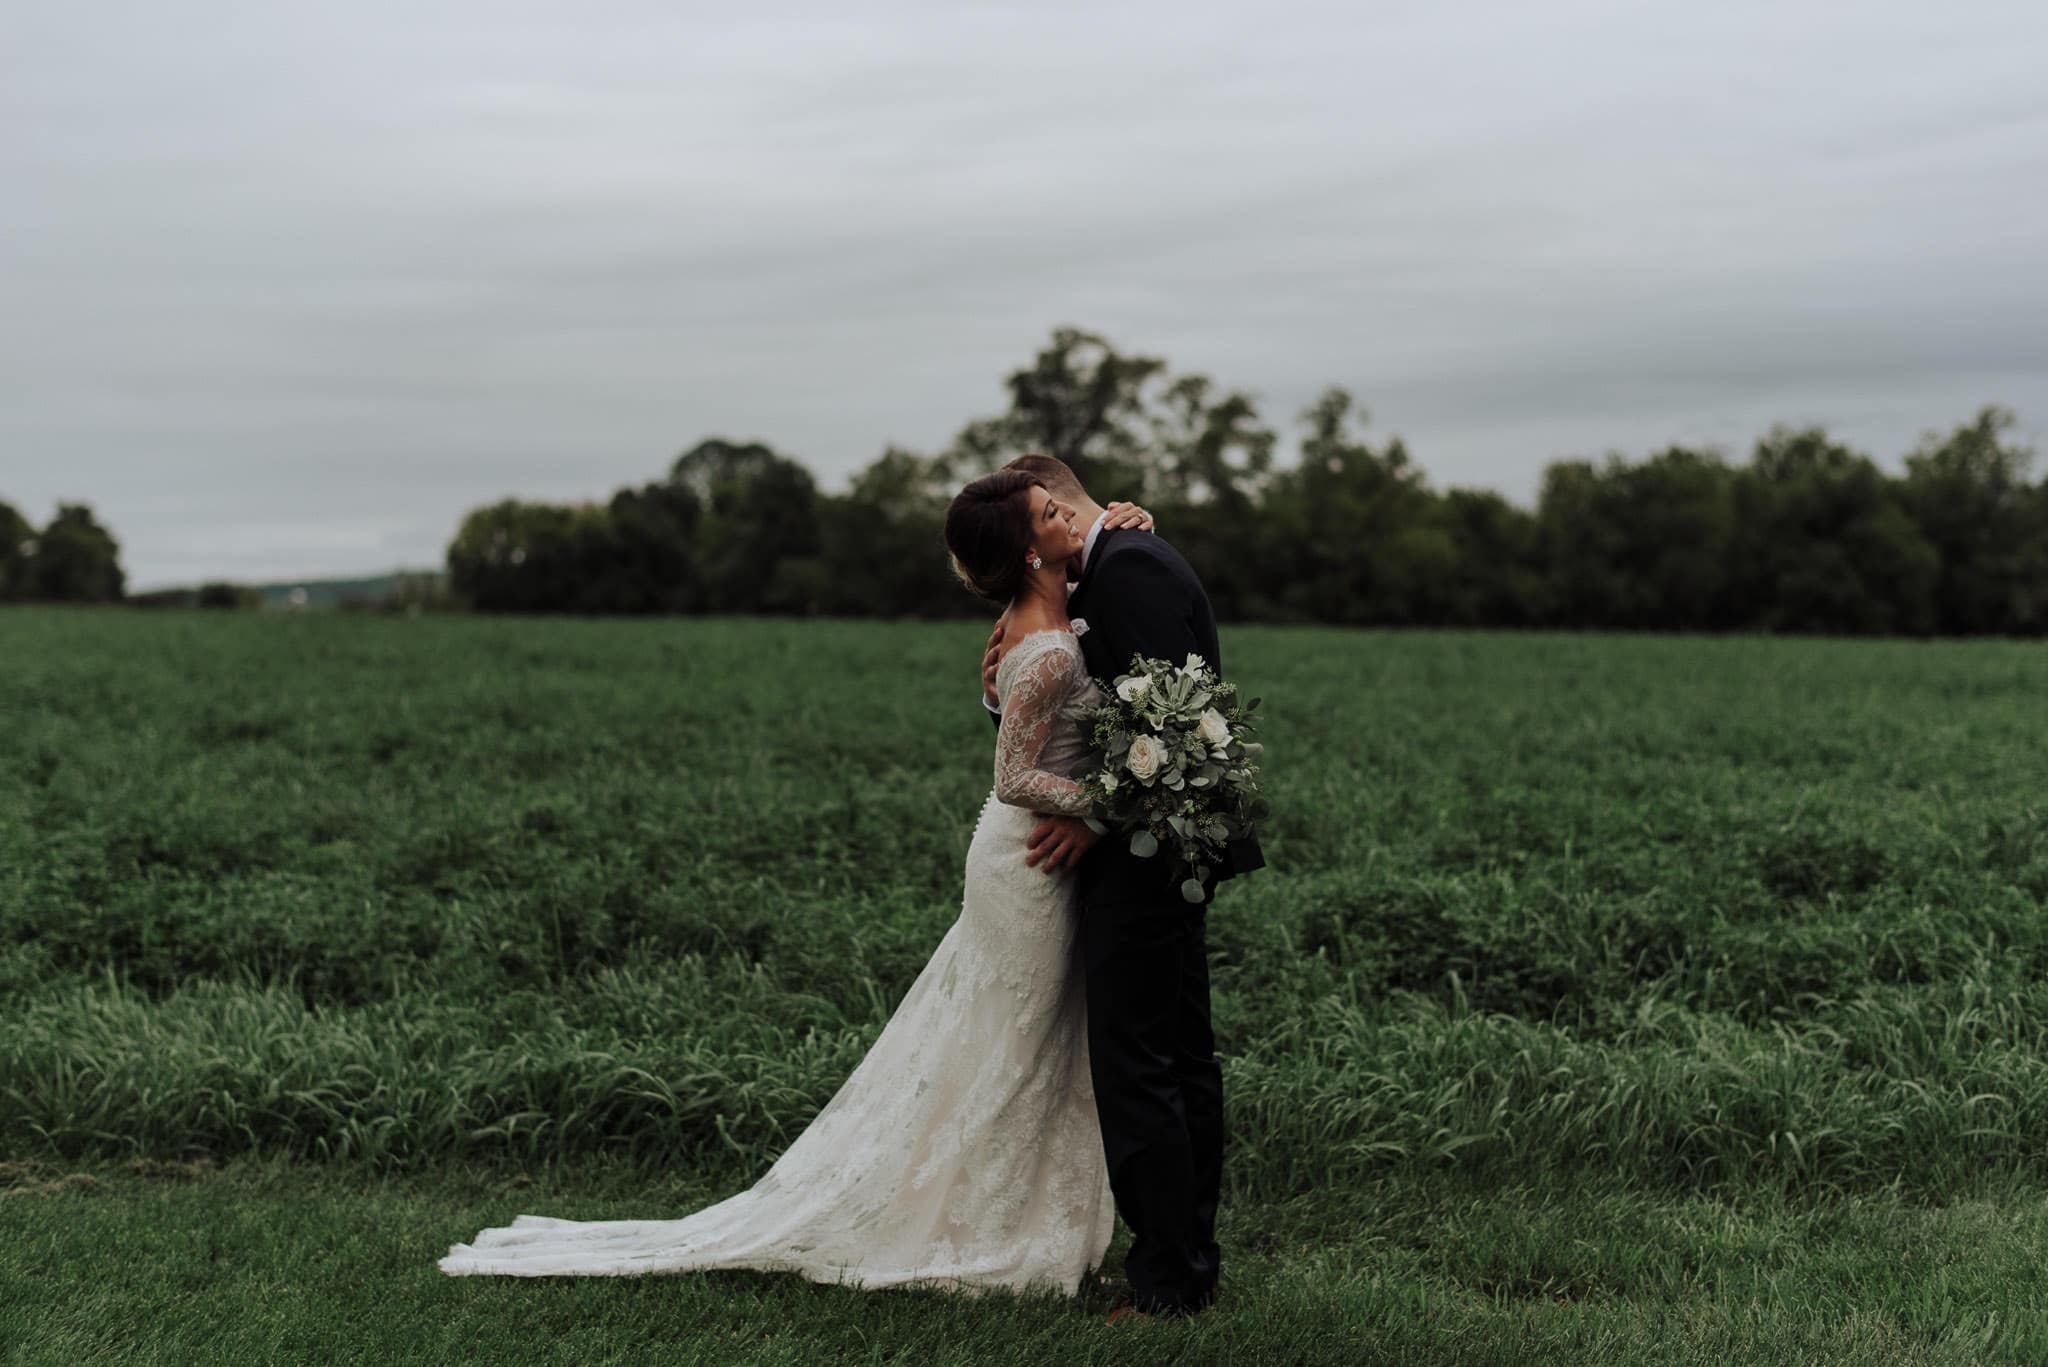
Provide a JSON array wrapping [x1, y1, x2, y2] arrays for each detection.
[[1077, 509, 1110, 579]]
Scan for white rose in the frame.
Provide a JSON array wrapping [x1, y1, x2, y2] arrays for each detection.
[[1126, 734, 1166, 781], [1116, 675, 1152, 704], [1197, 708, 1231, 748]]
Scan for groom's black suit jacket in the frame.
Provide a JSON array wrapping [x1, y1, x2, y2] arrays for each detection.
[[994, 525, 1266, 906]]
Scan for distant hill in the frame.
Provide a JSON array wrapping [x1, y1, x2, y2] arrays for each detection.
[[129, 569, 447, 610], [252, 570, 445, 610]]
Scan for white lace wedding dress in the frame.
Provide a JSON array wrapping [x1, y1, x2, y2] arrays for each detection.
[[439, 628, 1116, 1295]]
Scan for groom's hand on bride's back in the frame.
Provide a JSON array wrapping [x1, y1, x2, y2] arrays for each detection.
[[981, 617, 1007, 710], [1025, 815, 1099, 874]]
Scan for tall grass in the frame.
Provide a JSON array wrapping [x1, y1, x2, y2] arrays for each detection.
[[5, 607, 2048, 1208]]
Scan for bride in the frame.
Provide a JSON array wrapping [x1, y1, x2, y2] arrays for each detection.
[[440, 472, 1149, 1297]]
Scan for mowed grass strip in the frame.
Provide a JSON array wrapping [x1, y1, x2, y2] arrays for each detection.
[[1, 1157, 2042, 1365]]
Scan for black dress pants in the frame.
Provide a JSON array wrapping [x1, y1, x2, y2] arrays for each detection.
[[1080, 893, 1225, 1313]]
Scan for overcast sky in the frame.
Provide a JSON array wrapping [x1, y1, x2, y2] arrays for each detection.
[[6, 1, 2045, 589]]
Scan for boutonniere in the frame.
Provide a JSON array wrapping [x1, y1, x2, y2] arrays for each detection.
[[1070, 617, 1090, 637]]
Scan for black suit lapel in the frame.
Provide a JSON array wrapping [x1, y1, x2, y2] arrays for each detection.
[[1069, 524, 1131, 679]]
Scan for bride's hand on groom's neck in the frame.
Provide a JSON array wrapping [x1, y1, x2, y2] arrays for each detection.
[[1102, 501, 1155, 534]]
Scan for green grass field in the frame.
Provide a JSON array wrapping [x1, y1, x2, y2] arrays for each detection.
[[4, 607, 2048, 1363]]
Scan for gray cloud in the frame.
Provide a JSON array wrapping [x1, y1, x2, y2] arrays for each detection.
[[4, 1, 2044, 587]]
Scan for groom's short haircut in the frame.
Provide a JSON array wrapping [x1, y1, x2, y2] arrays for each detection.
[[1003, 453, 1086, 502]]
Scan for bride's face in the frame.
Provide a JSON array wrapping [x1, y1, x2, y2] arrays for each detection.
[[1023, 484, 1084, 571]]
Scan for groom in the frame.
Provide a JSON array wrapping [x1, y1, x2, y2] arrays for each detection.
[[978, 452, 1265, 1320]]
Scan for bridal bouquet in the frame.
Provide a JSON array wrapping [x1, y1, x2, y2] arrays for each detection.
[[1076, 653, 1267, 903]]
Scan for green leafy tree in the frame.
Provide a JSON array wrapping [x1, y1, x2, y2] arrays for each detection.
[[818, 446, 969, 618], [1535, 447, 1739, 629], [196, 582, 261, 610], [1733, 427, 1938, 635], [1438, 488, 1543, 626], [670, 438, 823, 614], [1534, 459, 1633, 627], [0, 499, 31, 601], [1901, 406, 2041, 633], [943, 327, 1167, 501], [2020, 479, 2048, 635], [1620, 447, 1741, 628], [425, 328, 2047, 635], [1144, 374, 1277, 508], [446, 497, 527, 610], [599, 480, 704, 613], [1135, 376, 1280, 620], [25, 503, 125, 603], [446, 498, 604, 613], [1262, 389, 1458, 624]]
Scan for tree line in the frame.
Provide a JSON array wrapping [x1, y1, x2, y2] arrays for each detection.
[[9, 326, 2044, 634], [445, 327, 2047, 636], [0, 503, 125, 604]]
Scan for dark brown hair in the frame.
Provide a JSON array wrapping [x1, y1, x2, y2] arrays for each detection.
[[944, 470, 1043, 606], [1002, 452, 1086, 501]]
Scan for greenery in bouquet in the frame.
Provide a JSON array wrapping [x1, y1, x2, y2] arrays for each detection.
[[1077, 652, 1268, 903]]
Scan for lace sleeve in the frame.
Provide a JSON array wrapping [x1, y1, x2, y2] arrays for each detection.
[[994, 640, 1094, 817]]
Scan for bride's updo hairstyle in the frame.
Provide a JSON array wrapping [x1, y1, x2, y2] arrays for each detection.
[[944, 470, 1043, 606]]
